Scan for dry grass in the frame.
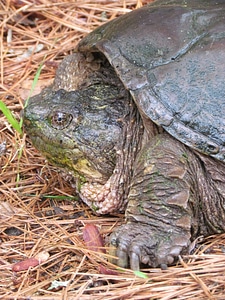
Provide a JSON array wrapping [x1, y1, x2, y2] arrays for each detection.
[[1, 0, 225, 299]]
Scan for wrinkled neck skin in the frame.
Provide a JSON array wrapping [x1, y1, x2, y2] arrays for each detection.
[[74, 55, 144, 214], [80, 97, 144, 214]]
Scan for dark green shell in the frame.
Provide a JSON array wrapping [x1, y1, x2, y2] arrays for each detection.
[[77, 0, 225, 161]]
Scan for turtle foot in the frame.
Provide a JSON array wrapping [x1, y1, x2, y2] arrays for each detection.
[[109, 223, 190, 270]]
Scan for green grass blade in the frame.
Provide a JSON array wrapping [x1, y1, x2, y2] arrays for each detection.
[[133, 270, 149, 279], [24, 61, 44, 108], [0, 100, 22, 134], [20, 61, 44, 129], [1, 61, 44, 135]]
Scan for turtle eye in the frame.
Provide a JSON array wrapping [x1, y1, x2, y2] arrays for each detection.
[[50, 111, 73, 129]]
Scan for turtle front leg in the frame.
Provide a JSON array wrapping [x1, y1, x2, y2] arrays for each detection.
[[110, 133, 195, 270]]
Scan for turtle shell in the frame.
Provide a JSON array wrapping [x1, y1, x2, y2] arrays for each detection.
[[77, 0, 225, 161]]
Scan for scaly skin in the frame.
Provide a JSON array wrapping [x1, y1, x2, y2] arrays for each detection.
[[110, 134, 225, 269]]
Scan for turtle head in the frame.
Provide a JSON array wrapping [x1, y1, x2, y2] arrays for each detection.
[[23, 84, 126, 184]]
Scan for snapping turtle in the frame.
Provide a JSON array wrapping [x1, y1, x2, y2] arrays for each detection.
[[23, 0, 225, 270]]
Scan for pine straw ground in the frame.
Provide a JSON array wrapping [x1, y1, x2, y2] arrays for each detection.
[[1, 1, 225, 299]]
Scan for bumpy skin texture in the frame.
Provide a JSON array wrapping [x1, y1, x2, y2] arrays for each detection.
[[110, 134, 225, 268], [23, 0, 225, 270]]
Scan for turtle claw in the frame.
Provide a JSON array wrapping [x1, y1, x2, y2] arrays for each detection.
[[117, 248, 129, 268], [109, 222, 190, 269], [108, 239, 129, 268], [130, 252, 140, 271], [160, 263, 168, 270], [109, 242, 140, 271], [109, 239, 140, 270]]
